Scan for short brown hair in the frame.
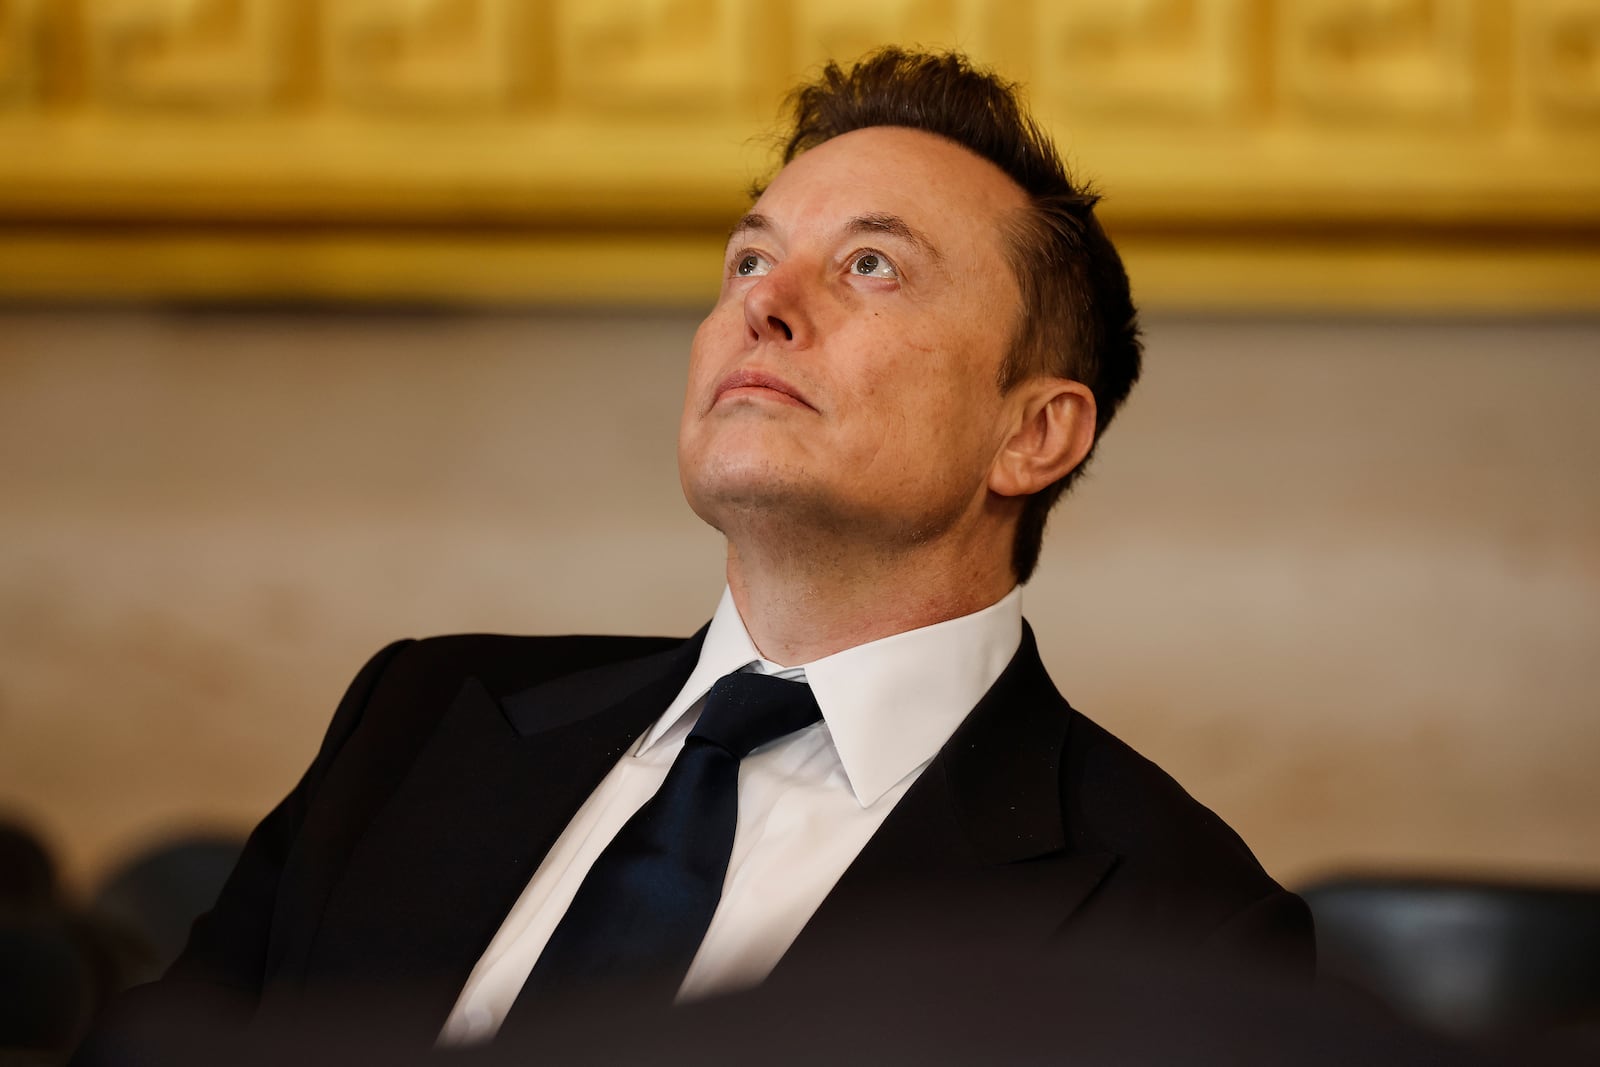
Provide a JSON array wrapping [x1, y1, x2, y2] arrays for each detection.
[[770, 48, 1142, 582]]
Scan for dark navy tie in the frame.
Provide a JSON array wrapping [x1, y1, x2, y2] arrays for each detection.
[[516, 670, 822, 1007]]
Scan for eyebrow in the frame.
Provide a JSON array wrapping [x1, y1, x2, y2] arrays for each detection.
[[727, 212, 773, 242], [727, 211, 945, 265], [846, 212, 944, 265]]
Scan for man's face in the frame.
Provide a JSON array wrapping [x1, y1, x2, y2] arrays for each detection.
[[678, 125, 1030, 550]]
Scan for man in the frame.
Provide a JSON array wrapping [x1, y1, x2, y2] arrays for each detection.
[[84, 47, 1311, 1058]]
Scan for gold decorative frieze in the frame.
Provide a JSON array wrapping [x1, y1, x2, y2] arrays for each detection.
[[83, 0, 291, 111], [0, 0, 1596, 311], [554, 0, 760, 115], [322, 0, 525, 113], [1522, 0, 1600, 121], [0, 0, 43, 108], [1032, 0, 1252, 120], [1279, 0, 1482, 123], [787, 1, 995, 85]]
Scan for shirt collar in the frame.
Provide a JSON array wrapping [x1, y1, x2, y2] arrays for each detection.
[[645, 585, 1024, 808]]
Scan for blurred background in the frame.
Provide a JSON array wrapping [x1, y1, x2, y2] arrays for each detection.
[[1, 0, 1598, 1056]]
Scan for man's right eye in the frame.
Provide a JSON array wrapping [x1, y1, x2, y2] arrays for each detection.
[[735, 252, 772, 277]]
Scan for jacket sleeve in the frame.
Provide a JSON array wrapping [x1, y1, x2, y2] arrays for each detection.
[[73, 640, 413, 1062], [169, 638, 412, 991]]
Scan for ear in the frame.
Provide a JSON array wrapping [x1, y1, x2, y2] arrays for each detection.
[[988, 379, 1097, 498]]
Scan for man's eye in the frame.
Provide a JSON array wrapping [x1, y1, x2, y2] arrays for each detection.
[[735, 252, 771, 277], [851, 251, 896, 278]]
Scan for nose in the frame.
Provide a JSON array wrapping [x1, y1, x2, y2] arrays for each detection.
[[742, 265, 812, 348]]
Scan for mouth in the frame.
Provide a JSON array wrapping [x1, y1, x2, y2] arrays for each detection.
[[712, 368, 816, 411]]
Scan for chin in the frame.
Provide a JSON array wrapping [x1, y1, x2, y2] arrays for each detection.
[[684, 466, 809, 521], [681, 427, 810, 498]]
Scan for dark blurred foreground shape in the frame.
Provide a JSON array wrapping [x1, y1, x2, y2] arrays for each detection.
[[65, 863, 1600, 1067], [72, 945, 1486, 1067], [67, 889, 1582, 1067], [9, 812, 1600, 1064], [1304, 876, 1600, 1049], [0, 819, 242, 1065], [89, 835, 245, 990]]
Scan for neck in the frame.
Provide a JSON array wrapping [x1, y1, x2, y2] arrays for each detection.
[[724, 535, 1016, 666]]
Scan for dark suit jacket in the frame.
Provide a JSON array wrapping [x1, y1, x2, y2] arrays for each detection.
[[92, 622, 1313, 1052]]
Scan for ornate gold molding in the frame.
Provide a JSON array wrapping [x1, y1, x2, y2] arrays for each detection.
[[1, 1, 1596, 311]]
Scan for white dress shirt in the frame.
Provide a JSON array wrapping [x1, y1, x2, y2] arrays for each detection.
[[438, 585, 1024, 1046]]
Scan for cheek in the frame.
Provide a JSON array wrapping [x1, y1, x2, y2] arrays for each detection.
[[882, 355, 1003, 466], [859, 335, 974, 418], [686, 315, 736, 396]]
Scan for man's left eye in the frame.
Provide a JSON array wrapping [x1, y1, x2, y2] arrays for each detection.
[[736, 252, 772, 277], [851, 252, 896, 278]]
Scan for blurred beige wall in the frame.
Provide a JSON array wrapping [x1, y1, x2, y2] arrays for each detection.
[[2, 306, 1596, 892]]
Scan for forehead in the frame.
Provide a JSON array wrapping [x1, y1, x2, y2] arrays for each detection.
[[752, 126, 1028, 256]]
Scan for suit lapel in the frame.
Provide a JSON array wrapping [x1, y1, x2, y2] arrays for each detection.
[[291, 620, 1109, 1022], [298, 630, 705, 1026], [771, 624, 1114, 986]]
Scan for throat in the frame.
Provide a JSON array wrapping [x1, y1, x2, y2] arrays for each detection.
[[724, 538, 1014, 666]]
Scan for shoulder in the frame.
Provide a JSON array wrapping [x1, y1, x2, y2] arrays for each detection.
[[365, 632, 689, 697], [1062, 709, 1271, 888], [285, 630, 699, 856], [1059, 706, 1314, 972], [317, 631, 692, 758]]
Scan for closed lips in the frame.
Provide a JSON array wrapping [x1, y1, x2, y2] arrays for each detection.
[[714, 370, 815, 410]]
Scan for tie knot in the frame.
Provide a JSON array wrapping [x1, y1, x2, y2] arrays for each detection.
[[689, 671, 822, 759]]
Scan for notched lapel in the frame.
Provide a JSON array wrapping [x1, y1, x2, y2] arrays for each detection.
[[299, 633, 704, 1029], [500, 628, 704, 739], [938, 622, 1073, 864], [774, 623, 1116, 987]]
